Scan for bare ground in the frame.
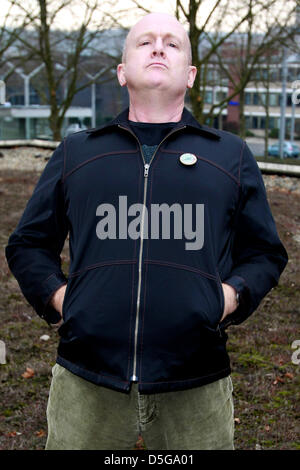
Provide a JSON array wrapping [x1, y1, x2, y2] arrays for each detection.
[[0, 168, 299, 450]]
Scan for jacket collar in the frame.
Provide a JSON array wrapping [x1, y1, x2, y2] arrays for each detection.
[[86, 107, 221, 140]]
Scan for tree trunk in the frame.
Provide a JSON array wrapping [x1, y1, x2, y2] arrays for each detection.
[[49, 93, 62, 141], [239, 89, 246, 139], [188, 0, 203, 123]]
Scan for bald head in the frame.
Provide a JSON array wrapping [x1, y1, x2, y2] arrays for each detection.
[[117, 12, 197, 100], [122, 13, 192, 65]]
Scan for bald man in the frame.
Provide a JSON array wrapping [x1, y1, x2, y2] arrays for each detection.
[[6, 13, 288, 450]]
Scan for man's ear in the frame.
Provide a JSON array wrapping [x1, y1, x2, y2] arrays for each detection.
[[117, 64, 127, 87], [187, 66, 197, 89]]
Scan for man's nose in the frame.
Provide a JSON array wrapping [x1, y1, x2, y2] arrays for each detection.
[[151, 38, 165, 57]]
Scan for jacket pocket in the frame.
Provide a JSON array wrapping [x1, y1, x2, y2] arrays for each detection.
[[143, 262, 224, 334], [139, 262, 227, 381], [56, 262, 136, 380]]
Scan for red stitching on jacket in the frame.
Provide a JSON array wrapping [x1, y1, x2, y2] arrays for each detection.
[[144, 259, 218, 281], [42, 272, 66, 285], [68, 259, 137, 278], [62, 148, 139, 182], [42, 272, 57, 284], [160, 148, 240, 186]]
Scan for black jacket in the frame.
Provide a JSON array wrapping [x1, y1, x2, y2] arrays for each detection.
[[5, 108, 288, 393]]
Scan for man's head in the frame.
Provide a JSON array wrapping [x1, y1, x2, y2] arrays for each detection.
[[117, 13, 197, 97]]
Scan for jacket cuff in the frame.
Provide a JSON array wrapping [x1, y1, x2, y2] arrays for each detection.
[[41, 273, 67, 325], [219, 274, 252, 328]]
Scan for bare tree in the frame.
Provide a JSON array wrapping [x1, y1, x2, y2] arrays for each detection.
[[0, 1, 34, 78], [211, 0, 298, 138], [253, 54, 275, 158], [7, 0, 124, 140]]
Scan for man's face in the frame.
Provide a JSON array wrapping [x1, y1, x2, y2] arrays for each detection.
[[117, 14, 197, 95]]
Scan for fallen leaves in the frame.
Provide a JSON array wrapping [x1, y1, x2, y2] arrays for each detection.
[[6, 430, 45, 438], [273, 376, 285, 385], [284, 372, 294, 379], [272, 372, 294, 385], [6, 431, 22, 437], [134, 434, 146, 450], [21, 367, 34, 379]]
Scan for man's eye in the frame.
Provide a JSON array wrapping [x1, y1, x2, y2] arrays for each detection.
[[140, 41, 150, 46], [169, 43, 178, 48]]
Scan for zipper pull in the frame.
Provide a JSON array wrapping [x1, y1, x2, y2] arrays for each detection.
[[144, 163, 150, 177]]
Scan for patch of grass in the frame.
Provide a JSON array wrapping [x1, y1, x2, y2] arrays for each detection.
[[237, 352, 270, 369]]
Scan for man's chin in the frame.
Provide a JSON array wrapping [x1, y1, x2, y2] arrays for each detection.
[[144, 77, 170, 90]]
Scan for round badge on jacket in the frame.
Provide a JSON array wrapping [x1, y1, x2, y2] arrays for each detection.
[[179, 153, 197, 166]]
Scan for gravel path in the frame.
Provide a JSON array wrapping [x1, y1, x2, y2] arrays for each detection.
[[0, 146, 300, 194], [0, 147, 52, 172]]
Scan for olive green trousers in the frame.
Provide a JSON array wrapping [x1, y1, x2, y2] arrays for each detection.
[[45, 363, 234, 450]]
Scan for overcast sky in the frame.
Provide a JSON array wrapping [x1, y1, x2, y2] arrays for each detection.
[[0, 0, 215, 30], [0, 0, 295, 32]]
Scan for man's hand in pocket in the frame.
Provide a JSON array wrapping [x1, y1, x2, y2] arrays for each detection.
[[220, 283, 238, 323], [49, 284, 67, 328]]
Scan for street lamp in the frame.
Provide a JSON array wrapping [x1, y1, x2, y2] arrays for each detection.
[[8, 62, 45, 139], [279, 48, 287, 159], [0, 80, 5, 105]]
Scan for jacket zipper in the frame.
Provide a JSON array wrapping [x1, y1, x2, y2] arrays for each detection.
[[118, 124, 186, 381]]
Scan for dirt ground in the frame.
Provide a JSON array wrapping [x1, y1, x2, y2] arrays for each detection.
[[0, 167, 299, 450]]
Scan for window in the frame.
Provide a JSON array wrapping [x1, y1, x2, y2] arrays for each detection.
[[270, 70, 278, 81], [8, 93, 24, 105], [216, 91, 226, 102], [259, 93, 266, 105], [245, 93, 252, 105], [269, 93, 278, 106], [269, 117, 276, 129], [260, 117, 266, 129], [245, 116, 251, 129], [288, 67, 298, 82], [204, 91, 213, 104], [207, 70, 214, 82], [254, 69, 261, 80], [253, 93, 260, 105]]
